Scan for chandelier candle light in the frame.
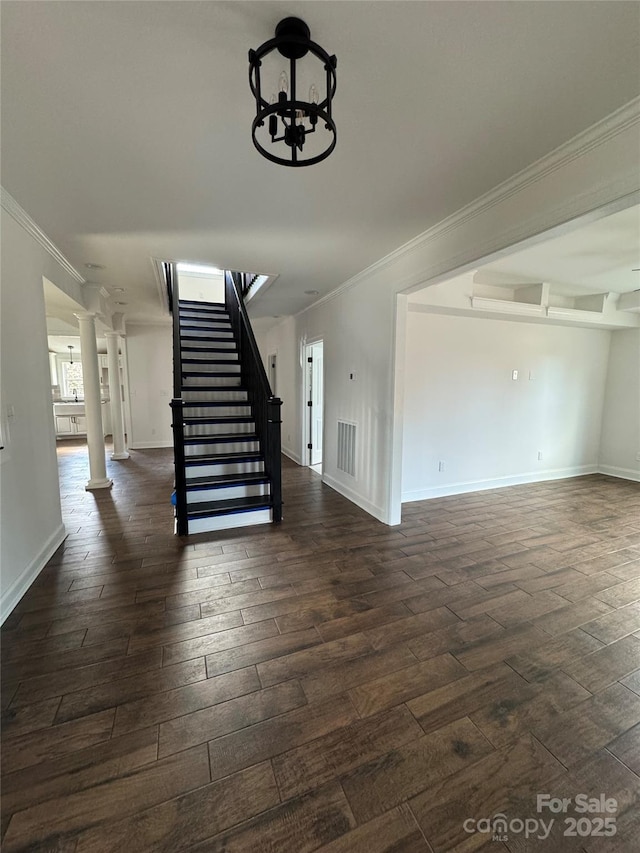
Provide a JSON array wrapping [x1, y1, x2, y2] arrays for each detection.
[[249, 17, 337, 166]]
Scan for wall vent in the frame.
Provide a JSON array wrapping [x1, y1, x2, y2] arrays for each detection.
[[337, 420, 356, 477]]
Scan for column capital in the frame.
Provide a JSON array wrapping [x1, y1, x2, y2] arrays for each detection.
[[74, 311, 98, 323], [104, 331, 120, 339]]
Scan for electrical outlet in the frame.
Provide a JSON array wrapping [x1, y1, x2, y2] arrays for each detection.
[[512, 370, 519, 381], [537, 451, 543, 461], [438, 460, 445, 472]]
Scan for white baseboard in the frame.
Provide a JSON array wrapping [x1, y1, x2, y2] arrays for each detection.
[[598, 465, 640, 482], [402, 465, 599, 503], [282, 447, 302, 465], [322, 472, 387, 523], [128, 440, 173, 449], [1, 523, 67, 625]]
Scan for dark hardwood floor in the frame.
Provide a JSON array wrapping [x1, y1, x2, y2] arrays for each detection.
[[2, 441, 640, 852]]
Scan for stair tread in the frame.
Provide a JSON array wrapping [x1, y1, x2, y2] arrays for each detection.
[[186, 472, 269, 489], [183, 371, 240, 376], [184, 433, 258, 444], [184, 416, 254, 424], [179, 300, 226, 308], [181, 386, 248, 392], [182, 401, 249, 408], [184, 450, 263, 463], [187, 495, 271, 517]]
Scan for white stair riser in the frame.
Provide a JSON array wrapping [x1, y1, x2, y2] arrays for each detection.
[[186, 483, 270, 503], [185, 439, 260, 456], [184, 422, 255, 437], [182, 351, 238, 361], [180, 311, 228, 319], [183, 405, 251, 418], [182, 339, 236, 350], [183, 375, 242, 387], [182, 390, 248, 402], [181, 329, 234, 340], [187, 508, 272, 534], [186, 460, 264, 477], [180, 323, 233, 333], [184, 362, 240, 373]]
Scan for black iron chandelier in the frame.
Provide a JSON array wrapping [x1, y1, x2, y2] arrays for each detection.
[[249, 17, 337, 167]]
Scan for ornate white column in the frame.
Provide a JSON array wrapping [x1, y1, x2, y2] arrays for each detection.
[[75, 312, 113, 490], [105, 332, 129, 460]]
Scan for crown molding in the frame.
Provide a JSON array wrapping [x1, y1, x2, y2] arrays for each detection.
[[0, 187, 85, 284], [299, 97, 640, 317]]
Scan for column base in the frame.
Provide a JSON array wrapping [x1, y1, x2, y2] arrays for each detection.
[[85, 478, 113, 491], [111, 452, 130, 460]]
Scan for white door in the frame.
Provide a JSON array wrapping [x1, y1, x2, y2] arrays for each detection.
[[307, 341, 323, 466]]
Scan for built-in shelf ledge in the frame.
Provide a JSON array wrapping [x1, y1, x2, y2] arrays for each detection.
[[470, 297, 546, 316]]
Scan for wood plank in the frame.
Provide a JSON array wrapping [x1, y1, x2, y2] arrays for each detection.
[[607, 721, 640, 775], [272, 705, 423, 799], [348, 653, 467, 717], [162, 619, 279, 666], [1, 727, 159, 826], [1, 709, 115, 776], [113, 664, 260, 736], [74, 762, 279, 853], [2, 745, 210, 852], [11, 648, 162, 707], [453, 623, 549, 672], [363, 607, 459, 650], [409, 735, 565, 853], [204, 627, 322, 677], [406, 662, 525, 733], [312, 804, 429, 853], [581, 601, 640, 644], [257, 633, 373, 688], [469, 671, 591, 748], [300, 645, 418, 704], [533, 682, 640, 767], [562, 634, 640, 693], [507, 628, 604, 681], [407, 614, 504, 660], [341, 716, 494, 824], [55, 657, 207, 723], [126, 610, 243, 653], [316, 602, 412, 642], [207, 694, 359, 780], [158, 680, 307, 757], [186, 781, 356, 853], [1, 697, 62, 739]]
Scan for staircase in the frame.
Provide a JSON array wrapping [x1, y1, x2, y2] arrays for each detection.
[[169, 269, 282, 535]]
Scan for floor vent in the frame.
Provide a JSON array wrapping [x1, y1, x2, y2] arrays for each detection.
[[337, 420, 356, 477]]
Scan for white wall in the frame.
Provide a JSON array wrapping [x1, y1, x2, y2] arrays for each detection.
[[402, 312, 610, 500], [126, 324, 173, 448], [0, 208, 83, 622], [599, 328, 640, 480], [178, 271, 224, 305], [259, 108, 639, 524]]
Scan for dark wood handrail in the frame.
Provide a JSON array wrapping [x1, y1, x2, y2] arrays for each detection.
[[225, 270, 283, 522]]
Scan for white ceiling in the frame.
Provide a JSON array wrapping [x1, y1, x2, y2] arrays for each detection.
[[476, 205, 640, 297], [2, 1, 639, 322]]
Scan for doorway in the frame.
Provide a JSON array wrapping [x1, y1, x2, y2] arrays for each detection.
[[303, 341, 323, 470], [267, 353, 277, 396]]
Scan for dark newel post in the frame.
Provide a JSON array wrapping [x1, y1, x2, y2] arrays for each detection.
[[170, 399, 188, 536], [268, 397, 283, 522]]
